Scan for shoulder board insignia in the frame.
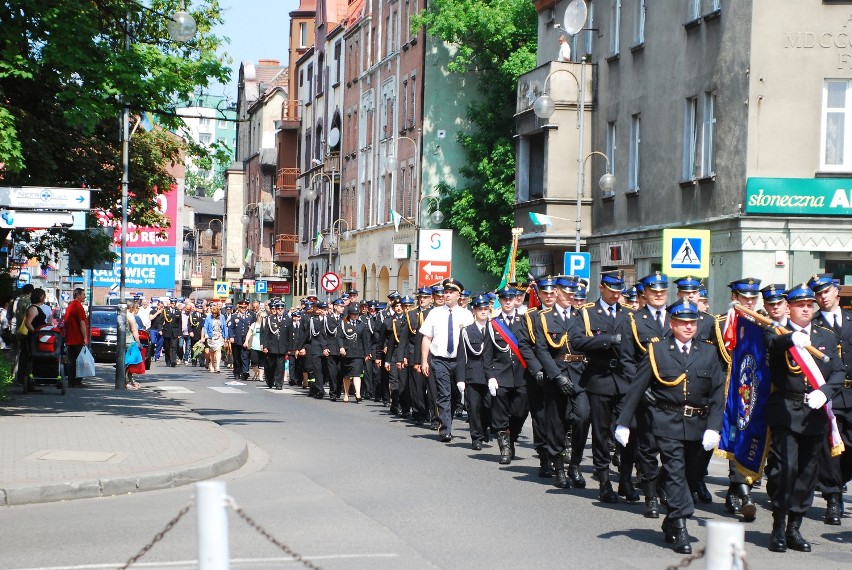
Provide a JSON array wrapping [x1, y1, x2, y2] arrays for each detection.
[[581, 302, 596, 309], [540, 307, 554, 314]]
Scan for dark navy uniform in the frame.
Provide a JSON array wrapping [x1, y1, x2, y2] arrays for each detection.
[[457, 313, 490, 448], [228, 305, 254, 380], [305, 307, 326, 397], [405, 298, 431, 423], [161, 301, 182, 367], [337, 309, 371, 395], [260, 305, 290, 389], [321, 306, 344, 400], [382, 306, 409, 415]]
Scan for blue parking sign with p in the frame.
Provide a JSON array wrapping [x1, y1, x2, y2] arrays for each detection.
[[563, 252, 591, 279], [255, 280, 267, 294]]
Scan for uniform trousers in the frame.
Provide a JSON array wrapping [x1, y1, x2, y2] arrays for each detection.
[[149, 329, 163, 360], [492, 385, 528, 439], [389, 363, 410, 413], [766, 426, 823, 514], [162, 336, 178, 366], [465, 383, 491, 444], [430, 356, 456, 436], [322, 355, 341, 397], [657, 437, 704, 519], [264, 353, 287, 388], [426, 366, 439, 420], [363, 357, 378, 396], [408, 367, 428, 421], [819, 406, 852, 495], [231, 344, 250, 377], [635, 403, 661, 482], [568, 390, 591, 465], [588, 392, 634, 478], [527, 381, 547, 454], [541, 392, 570, 458]]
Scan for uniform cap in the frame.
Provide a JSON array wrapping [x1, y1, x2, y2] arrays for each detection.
[[270, 299, 284, 308], [471, 294, 491, 308], [346, 304, 360, 315], [416, 287, 433, 297], [442, 278, 465, 293], [807, 273, 835, 294], [401, 295, 415, 305], [461, 290, 471, 298], [376, 302, 388, 310], [728, 278, 761, 297], [316, 301, 328, 309], [574, 282, 588, 301], [431, 285, 444, 295], [667, 300, 700, 321], [639, 271, 668, 291], [698, 286, 708, 300], [785, 283, 816, 303], [347, 288, 359, 295], [556, 275, 580, 291], [387, 291, 401, 301], [537, 276, 558, 292], [169, 297, 178, 303], [623, 286, 638, 301], [600, 270, 625, 291], [674, 276, 701, 292], [237, 299, 249, 306], [760, 284, 787, 304], [340, 293, 350, 300], [332, 298, 346, 306], [495, 285, 518, 298]]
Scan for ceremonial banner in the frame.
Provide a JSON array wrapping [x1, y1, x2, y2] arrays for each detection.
[[717, 317, 771, 482]]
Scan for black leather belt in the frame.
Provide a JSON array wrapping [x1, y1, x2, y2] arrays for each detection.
[[655, 401, 708, 417], [557, 353, 586, 363], [782, 391, 807, 402]]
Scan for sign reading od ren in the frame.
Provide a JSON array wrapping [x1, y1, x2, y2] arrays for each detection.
[[745, 178, 852, 216]]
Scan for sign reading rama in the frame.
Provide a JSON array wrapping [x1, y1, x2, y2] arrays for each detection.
[[745, 177, 852, 216]]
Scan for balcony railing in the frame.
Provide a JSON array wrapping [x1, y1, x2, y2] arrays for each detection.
[[276, 167, 299, 197], [274, 234, 298, 256], [281, 100, 301, 122]]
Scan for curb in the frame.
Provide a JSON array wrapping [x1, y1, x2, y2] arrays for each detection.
[[1, 424, 248, 507]]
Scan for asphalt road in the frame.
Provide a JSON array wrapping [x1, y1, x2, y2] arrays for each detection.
[[2, 363, 852, 570]]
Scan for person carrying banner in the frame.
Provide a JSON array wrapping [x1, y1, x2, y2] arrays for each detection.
[[763, 283, 846, 553], [615, 300, 726, 554], [485, 286, 531, 465], [808, 273, 852, 527]]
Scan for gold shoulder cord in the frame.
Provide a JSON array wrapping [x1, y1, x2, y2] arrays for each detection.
[[648, 343, 687, 392], [712, 316, 731, 364], [629, 312, 646, 353], [540, 310, 567, 348], [582, 307, 592, 336], [524, 312, 537, 344], [164, 309, 173, 323], [418, 310, 424, 326], [392, 319, 400, 344]]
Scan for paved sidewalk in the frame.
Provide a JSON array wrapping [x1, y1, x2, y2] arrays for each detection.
[[0, 362, 247, 506]]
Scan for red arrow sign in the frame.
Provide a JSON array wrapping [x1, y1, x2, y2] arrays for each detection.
[[418, 261, 452, 287]]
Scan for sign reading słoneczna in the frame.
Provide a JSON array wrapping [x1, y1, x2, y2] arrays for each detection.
[[745, 177, 852, 216]]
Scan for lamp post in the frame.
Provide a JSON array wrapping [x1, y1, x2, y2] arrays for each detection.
[[328, 218, 352, 275], [116, 7, 197, 390], [412, 193, 444, 287], [241, 203, 269, 277], [204, 218, 224, 281]]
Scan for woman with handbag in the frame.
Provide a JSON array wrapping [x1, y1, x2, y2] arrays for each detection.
[[125, 302, 144, 389], [21, 288, 52, 392], [202, 304, 229, 373]]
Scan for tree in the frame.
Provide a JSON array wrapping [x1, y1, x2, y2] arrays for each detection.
[[415, 0, 537, 278], [0, 0, 230, 269]]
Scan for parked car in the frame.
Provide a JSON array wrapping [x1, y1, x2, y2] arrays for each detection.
[[89, 306, 151, 369]]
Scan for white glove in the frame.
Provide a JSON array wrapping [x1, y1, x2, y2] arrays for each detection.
[[488, 378, 498, 396], [456, 381, 466, 394], [614, 425, 630, 447], [702, 430, 721, 451], [806, 390, 828, 410], [791, 331, 811, 349]]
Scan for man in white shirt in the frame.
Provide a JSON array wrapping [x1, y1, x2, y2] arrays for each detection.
[[138, 298, 152, 330], [557, 34, 572, 62], [420, 278, 474, 442]]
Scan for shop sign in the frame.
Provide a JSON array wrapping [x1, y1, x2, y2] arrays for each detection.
[[745, 178, 852, 216]]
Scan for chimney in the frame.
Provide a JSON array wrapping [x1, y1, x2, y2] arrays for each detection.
[[257, 59, 281, 66]]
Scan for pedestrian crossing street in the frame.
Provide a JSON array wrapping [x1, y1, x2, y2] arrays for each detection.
[[151, 384, 302, 395]]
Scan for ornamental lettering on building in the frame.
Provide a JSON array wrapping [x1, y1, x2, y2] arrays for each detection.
[[783, 14, 852, 68]]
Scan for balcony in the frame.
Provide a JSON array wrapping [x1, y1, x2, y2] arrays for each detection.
[[280, 100, 301, 126], [273, 233, 299, 264], [276, 167, 299, 198]]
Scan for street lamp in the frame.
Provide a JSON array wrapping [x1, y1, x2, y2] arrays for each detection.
[[328, 218, 352, 274], [116, 6, 197, 390], [420, 195, 444, 227], [241, 203, 270, 277]]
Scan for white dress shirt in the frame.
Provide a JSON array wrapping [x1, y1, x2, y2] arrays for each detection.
[[419, 304, 474, 358]]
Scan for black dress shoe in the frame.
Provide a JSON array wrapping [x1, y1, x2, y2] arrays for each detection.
[[725, 492, 742, 515], [439, 433, 452, 443], [430, 420, 441, 431], [618, 478, 641, 502], [471, 442, 483, 451], [598, 481, 619, 503], [567, 465, 586, 488], [740, 493, 757, 522], [825, 494, 842, 525], [694, 481, 712, 503]]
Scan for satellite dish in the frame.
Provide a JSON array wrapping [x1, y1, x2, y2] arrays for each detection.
[[328, 127, 341, 149], [563, 0, 588, 36]]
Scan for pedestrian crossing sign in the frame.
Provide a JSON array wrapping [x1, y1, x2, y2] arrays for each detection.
[[214, 281, 229, 298], [662, 229, 710, 278]]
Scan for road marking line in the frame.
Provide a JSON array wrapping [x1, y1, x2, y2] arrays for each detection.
[[208, 387, 246, 394], [7, 553, 401, 569], [150, 386, 194, 393]]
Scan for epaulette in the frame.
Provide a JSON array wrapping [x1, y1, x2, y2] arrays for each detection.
[[619, 302, 635, 312], [627, 311, 646, 352], [581, 302, 596, 309]]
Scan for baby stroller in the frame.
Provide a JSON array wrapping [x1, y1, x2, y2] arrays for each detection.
[[27, 326, 67, 395]]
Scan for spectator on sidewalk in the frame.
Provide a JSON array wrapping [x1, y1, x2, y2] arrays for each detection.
[[11, 284, 34, 383], [202, 303, 229, 373], [149, 299, 165, 361], [125, 302, 143, 390], [137, 298, 152, 331], [62, 288, 89, 388], [21, 288, 51, 391]]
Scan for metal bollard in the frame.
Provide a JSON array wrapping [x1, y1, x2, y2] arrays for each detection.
[[197, 481, 230, 570], [705, 520, 745, 570]]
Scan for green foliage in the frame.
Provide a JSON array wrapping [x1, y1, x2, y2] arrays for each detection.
[[415, 0, 536, 278], [0, 0, 231, 264], [0, 351, 12, 402]]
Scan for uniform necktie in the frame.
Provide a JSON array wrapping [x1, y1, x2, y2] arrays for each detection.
[[682, 344, 689, 356], [506, 315, 513, 325], [447, 309, 454, 354], [656, 310, 663, 328], [608, 306, 616, 319], [563, 308, 570, 321]]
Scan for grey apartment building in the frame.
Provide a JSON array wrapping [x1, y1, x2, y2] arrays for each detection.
[[515, 0, 852, 309]]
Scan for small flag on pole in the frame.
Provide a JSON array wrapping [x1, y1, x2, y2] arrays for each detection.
[[390, 208, 403, 232], [529, 212, 553, 226], [139, 112, 154, 132], [314, 230, 324, 254], [243, 248, 253, 264]]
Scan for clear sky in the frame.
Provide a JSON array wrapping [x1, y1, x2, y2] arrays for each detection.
[[211, 0, 300, 103]]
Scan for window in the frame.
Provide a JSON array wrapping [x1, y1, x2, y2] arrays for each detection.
[[409, 75, 416, 128], [217, 119, 228, 129], [609, 0, 621, 56], [199, 133, 212, 145], [628, 113, 641, 192], [821, 80, 852, 171], [299, 22, 308, 48], [401, 80, 408, 131], [199, 117, 211, 130], [702, 91, 716, 176], [682, 97, 698, 180], [633, 0, 646, 45], [606, 121, 617, 178], [307, 64, 313, 99], [688, 0, 701, 21], [334, 41, 342, 85], [711, 0, 721, 11]]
